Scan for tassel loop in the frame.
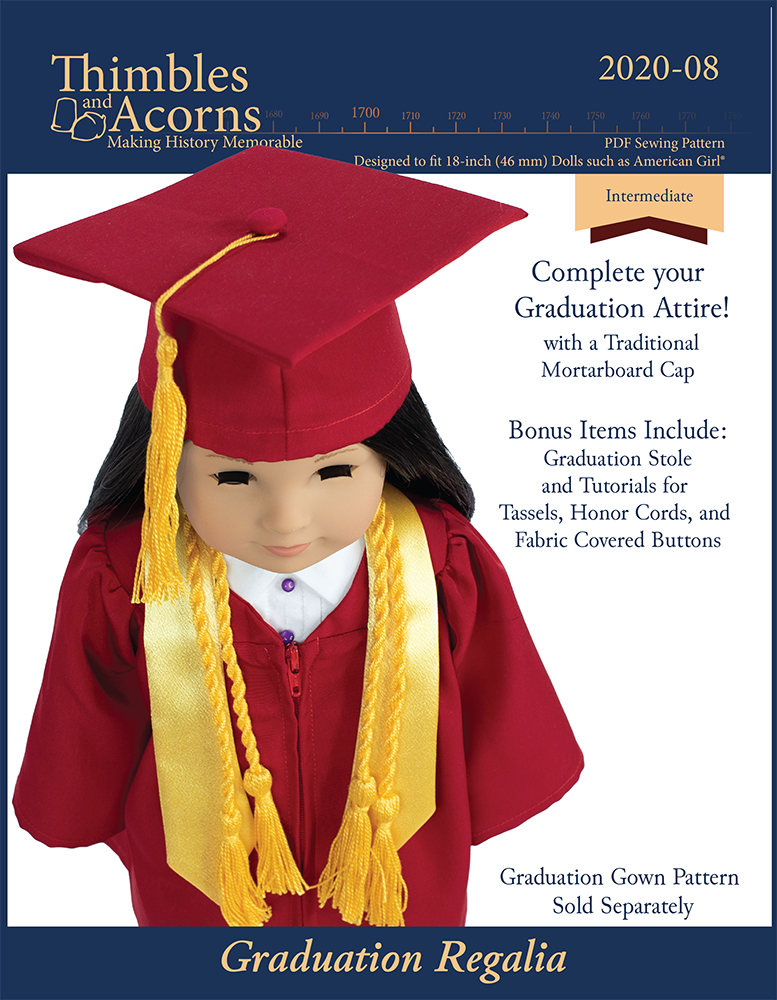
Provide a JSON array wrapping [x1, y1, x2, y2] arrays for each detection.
[[349, 777, 378, 812], [371, 793, 400, 826], [155, 326, 179, 373], [243, 766, 273, 802]]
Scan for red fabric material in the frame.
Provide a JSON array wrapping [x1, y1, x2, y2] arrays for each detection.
[[13, 149, 526, 460], [13, 149, 526, 365], [136, 303, 411, 462], [14, 499, 582, 927]]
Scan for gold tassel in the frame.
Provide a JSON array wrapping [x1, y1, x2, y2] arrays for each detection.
[[218, 833, 272, 927], [132, 231, 279, 606], [243, 766, 308, 898], [132, 326, 186, 604], [317, 776, 377, 925], [367, 793, 407, 926]]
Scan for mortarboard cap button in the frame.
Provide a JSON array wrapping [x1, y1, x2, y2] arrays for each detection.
[[247, 207, 287, 236]]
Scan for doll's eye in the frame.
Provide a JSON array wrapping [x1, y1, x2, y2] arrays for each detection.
[[318, 464, 353, 481], [214, 471, 253, 485]]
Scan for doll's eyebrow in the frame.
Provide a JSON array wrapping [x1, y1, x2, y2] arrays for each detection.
[[206, 453, 253, 465], [205, 450, 356, 465], [315, 448, 358, 464]]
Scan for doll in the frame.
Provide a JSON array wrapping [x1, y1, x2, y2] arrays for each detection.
[[13, 148, 583, 928]]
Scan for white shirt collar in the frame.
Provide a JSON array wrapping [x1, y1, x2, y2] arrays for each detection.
[[223, 537, 365, 640], [292, 536, 366, 605]]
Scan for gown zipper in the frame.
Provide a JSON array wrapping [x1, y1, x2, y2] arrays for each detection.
[[285, 640, 301, 699], [284, 640, 305, 917]]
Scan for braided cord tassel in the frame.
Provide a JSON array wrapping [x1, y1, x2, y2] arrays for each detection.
[[317, 499, 390, 924], [132, 319, 186, 604], [132, 232, 279, 605], [211, 550, 308, 899], [183, 518, 270, 926]]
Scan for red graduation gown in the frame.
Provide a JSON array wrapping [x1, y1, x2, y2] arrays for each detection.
[[14, 498, 583, 926]]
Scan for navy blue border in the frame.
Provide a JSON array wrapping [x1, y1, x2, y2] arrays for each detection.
[[2, 3, 775, 999], [1, 926, 776, 1000], [0, 1, 772, 175]]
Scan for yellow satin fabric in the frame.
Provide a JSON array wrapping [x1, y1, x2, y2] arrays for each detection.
[[364, 484, 438, 848], [144, 485, 439, 900], [144, 553, 254, 905]]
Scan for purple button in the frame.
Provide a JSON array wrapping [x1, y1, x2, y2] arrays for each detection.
[[280, 629, 295, 644], [281, 578, 296, 593]]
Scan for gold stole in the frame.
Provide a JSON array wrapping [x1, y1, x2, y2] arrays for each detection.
[[144, 484, 438, 904]]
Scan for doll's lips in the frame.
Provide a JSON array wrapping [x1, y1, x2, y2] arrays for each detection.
[[262, 542, 312, 557]]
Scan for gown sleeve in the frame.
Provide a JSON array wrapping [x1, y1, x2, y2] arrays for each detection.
[[434, 504, 583, 845], [13, 521, 151, 848]]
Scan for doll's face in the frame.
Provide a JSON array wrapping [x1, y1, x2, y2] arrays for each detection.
[[177, 441, 387, 572]]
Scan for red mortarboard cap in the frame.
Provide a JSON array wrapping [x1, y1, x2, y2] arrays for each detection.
[[14, 148, 527, 460]]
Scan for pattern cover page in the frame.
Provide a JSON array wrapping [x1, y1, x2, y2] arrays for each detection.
[[2, 2, 774, 998]]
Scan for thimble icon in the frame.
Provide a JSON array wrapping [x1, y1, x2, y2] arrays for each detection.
[[51, 98, 77, 132]]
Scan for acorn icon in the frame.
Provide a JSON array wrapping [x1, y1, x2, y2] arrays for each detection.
[[72, 112, 107, 142]]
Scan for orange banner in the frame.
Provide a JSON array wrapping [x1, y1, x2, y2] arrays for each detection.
[[576, 174, 724, 241]]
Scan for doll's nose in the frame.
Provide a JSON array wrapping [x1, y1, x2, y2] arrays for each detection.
[[259, 496, 312, 535]]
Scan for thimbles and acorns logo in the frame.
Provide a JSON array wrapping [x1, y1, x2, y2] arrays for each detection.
[[49, 52, 265, 148], [52, 95, 106, 141]]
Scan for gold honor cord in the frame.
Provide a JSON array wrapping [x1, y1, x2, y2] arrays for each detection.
[[144, 484, 439, 914], [144, 536, 254, 905]]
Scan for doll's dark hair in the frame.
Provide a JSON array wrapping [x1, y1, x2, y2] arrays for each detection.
[[364, 384, 474, 518], [78, 382, 474, 532]]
